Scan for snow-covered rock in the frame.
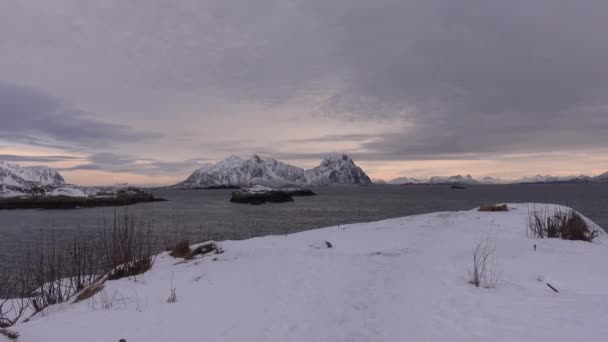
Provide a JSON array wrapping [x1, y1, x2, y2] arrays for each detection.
[[47, 186, 88, 197], [11, 204, 608, 342], [177, 154, 371, 188], [372, 179, 388, 185]]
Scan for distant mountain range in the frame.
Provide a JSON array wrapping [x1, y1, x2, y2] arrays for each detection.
[[2, 157, 606, 194], [175, 154, 372, 188], [383, 172, 608, 185]]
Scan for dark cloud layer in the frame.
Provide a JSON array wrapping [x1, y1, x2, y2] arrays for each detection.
[[1, 0, 607, 172], [0, 82, 162, 150], [0, 154, 83, 163], [60, 152, 209, 176]]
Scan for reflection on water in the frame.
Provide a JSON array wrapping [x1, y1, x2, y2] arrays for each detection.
[[1, 183, 607, 267]]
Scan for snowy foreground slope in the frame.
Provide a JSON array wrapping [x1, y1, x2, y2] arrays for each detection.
[[15, 204, 608, 342]]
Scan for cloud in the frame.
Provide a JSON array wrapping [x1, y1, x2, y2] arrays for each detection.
[[0, 81, 163, 150], [0, 154, 84, 163], [59, 152, 210, 176], [288, 134, 376, 143], [0, 0, 607, 176]]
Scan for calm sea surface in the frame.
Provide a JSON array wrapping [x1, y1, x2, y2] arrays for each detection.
[[1, 183, 607, 265]]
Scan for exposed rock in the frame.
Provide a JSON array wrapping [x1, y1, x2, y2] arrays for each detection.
[[0, 187, 167, 210], [230, 188, 294, 205], [186, 241, 223, 259], [478, 204, 509, 212]]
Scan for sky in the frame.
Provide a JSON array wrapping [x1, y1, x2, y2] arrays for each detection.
[[1, 0, 607, 186]]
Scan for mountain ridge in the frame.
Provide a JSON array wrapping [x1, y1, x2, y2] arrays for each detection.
[[386, 172, 608, 185], [176, 154, 372, 188]]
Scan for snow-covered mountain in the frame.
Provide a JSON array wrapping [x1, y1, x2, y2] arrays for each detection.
[[516, 174, 593, 184], [480, 176, 507, 184], [0, 161, 65, 189], [303, 154, 371, 186], [429, 174, 479, 185], [389, 174, 480, 185], [593, 172, 608, 182], [388, 177, 426, 185], [177, 154, 372, 188], [388, 172, 608, 185]]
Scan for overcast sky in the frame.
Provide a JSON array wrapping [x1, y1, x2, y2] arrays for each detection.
[[1, 0, 607, 185]]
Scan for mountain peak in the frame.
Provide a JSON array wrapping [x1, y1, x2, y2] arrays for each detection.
[[0, 161, 65, 191], [178, 153, 371, 188]]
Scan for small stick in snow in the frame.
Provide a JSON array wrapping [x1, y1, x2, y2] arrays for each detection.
[[546, 283, 559, 293], [325, 241, 333, 248], [534, 244, 536, 251]]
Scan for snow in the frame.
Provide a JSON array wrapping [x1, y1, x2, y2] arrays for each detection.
[[178, 154, 371, 188], [0, 187, 27, 198], [243, 185, 275, 192], [48, 186, 88, 197], [9, 204, 608, 341], [0, 161, 64, 187]]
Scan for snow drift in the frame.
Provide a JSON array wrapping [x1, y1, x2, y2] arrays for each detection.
[[9, 204, 608, 342]]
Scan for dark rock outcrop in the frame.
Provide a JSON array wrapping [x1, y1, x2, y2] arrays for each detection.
[[230, 189, 294, 205]]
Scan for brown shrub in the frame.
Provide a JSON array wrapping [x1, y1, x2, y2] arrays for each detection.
[[169, 240, 191, 258], [478, 204, 509, 212], [528, 207, 599, 242], [561, 212, 599, 242]]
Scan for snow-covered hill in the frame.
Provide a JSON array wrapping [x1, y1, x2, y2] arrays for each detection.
[[0, 161, 65, 187], [11, 204, 608, 342], [0, 161, 65, 196], [177, 154, 372, 188]]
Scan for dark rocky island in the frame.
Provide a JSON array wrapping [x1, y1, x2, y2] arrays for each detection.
[[229, 186, 316, 205], [0, 187, 167, 210]]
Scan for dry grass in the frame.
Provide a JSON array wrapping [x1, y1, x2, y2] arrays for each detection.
[[74, 279, 106, 303], [468, 238, 499, 288], [169, 240, 191, 258]]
